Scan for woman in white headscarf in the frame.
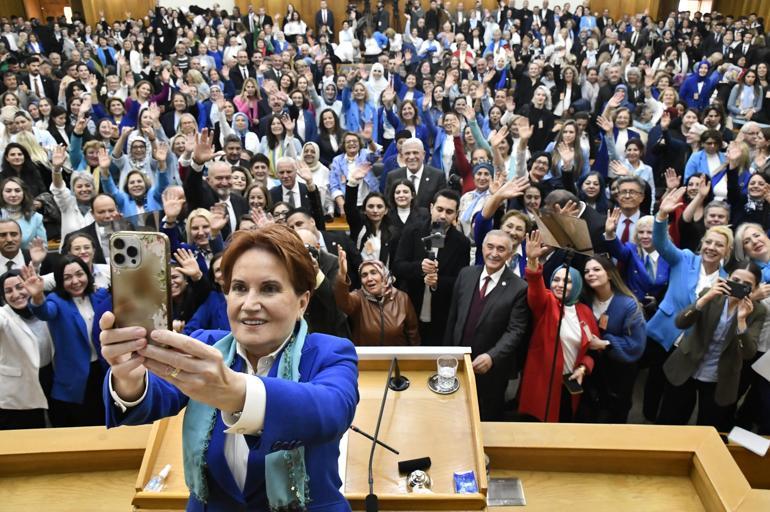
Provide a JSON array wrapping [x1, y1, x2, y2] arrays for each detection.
[[366, 63, 390, 108], [300, 142, 333, 217]]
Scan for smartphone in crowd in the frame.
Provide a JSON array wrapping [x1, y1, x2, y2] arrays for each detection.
[[110, 232, 172, 342]]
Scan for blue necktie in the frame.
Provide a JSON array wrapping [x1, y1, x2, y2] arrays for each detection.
[[645, 254, 655, 280]]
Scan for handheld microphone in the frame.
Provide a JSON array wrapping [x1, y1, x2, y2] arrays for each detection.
[[366, 357, 398, 512], [388, 356, 410, 391]]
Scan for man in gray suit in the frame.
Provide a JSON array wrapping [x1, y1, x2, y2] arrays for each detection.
[[444, 230, 530, 420], [385, 138, 446, 209]]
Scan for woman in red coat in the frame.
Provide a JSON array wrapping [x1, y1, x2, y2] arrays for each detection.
[[519, 230, 599, 422]]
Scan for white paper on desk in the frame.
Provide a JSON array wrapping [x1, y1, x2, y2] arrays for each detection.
[[728, 426, 770, 457], [751, 351, 770, 383]]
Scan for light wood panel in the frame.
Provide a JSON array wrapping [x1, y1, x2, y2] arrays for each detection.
[[713, 0, 770, 23]]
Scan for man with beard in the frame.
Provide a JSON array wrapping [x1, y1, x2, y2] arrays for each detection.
[[185, 130, 249, 239]]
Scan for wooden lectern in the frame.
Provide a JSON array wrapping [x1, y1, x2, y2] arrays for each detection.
[[130, 346, 488, 510]]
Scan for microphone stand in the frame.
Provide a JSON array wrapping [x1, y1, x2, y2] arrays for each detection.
[[366, 357, 397, 512]]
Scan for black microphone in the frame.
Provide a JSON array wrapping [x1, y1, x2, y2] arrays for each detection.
[[388, 356, 410, 391], [366, 357, 397, 512]]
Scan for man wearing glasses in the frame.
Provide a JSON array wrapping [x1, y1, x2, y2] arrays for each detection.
[[615, 176, 645, 244]]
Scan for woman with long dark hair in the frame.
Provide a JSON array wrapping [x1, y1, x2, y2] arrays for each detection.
[[23, 257, 110, 427], [0, 143, 46, 198], [0, 269, 53, 430], [0, 177, 46, 248], [580, 255, 647, 422]]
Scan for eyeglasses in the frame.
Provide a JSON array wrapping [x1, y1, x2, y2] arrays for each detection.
[[618, 189, 642, 197]]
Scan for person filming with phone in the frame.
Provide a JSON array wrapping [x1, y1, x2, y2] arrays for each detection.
[[658, 262, 765, 432], [99, 225, 359, 511]]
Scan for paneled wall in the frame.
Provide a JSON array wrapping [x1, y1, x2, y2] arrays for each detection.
[[713, 0, 770, 23]]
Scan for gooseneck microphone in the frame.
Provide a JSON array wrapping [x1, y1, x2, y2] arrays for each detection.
[[366, 357, 398, 512], [388, 356, 410, 391]]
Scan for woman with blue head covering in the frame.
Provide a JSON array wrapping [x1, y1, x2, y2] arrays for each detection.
[[517, 230, 600, 422], [679, 60, 724, 110]]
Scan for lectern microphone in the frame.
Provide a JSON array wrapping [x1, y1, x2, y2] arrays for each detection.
[[388, 356, 410, 391]]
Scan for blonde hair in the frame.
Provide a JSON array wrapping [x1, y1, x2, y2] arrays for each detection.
[[703, 224, 734, 261], [734, 222, 767, 261], [15, 132, 49, 167], [239, 77, 261, 100], [185, 208, 213, 245]]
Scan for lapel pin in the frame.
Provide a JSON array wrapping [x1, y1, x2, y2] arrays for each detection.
[[502, 281, 507, 286]]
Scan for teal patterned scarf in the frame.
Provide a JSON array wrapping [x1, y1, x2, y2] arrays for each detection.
[[182, 321, 310, 510]]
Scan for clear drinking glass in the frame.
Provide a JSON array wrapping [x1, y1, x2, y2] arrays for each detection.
[[437, 355, 458, 392]]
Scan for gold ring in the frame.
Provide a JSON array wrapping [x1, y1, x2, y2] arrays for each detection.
[[168, 367, 181, 378]]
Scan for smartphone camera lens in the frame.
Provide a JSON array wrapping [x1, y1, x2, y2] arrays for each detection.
[[113, 238, 125, 250], [114, 253, 126, 265], [126, 246, 138, 258]]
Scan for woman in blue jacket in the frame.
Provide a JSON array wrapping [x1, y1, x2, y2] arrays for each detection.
[[99, 147, 170, 218], [99, 225, 358, 511], [581, 255, 647, 423], [604, 209, 670, 314], [23, 257, 110, 427], [643, 187, 731, 422], [341, 75, 378, 144], [679, 60, 723, 111]]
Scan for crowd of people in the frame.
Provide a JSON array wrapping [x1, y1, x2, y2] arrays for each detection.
[[0, 0, 769, 437]]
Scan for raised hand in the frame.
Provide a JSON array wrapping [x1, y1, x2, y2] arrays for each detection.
[[153, 141, 169, 162], [349, 162, 371, 182], [737, 296, 754, 320], [280, 113, 295, 133], [28, 238, 48, 265], [609, 160, 631, 177], [726, 140, 742, 162], [525, 230, 546, 262], [657, 186, 686, 216], [250, 207, 275, 228], [607, 91, 624, 108], [517, 120, 533, 141], [162, 194, 185, 223], [556, 142, 575, 167], [19, 264, 45, 303], [51, 144, 67, 169], [489, 125, 509, 149], [664, 168, 680, 190], [174, 248, 202, 280], [193, 129, 215, 165], [497, 176, 530, 199], [553, 200, 580, 218], [337, 246, 348, 279], [97, 147, 112, 170], [209, 203, 229, 234], [596, 115, 613, 133], [605, 207, 621, 238]]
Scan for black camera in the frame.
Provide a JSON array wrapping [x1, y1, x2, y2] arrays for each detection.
[[726, 280, 751, 299]]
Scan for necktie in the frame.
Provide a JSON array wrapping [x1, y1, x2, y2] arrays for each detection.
[[409, 173, 418, 190], [33, 77, 42, 97], [645, 254, 655, 280], [723, 45, 728, 55], [287, 190, 296, 208], [621, 218, 632, 244], [241, 67, 247, 80], [510, 254, 520, 273], [632, 32, 638, 46], [479, 276, 491, 299], [6, 260, 14, 271]]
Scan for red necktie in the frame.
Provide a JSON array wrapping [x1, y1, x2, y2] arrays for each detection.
[[621, 218, 632, 244], [479, 276, 491, 299]]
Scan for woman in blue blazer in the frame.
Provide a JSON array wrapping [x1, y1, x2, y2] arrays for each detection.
[[679, 60, 723, 111], [23, 257, 110, 427], [581, 255, 647, 423], [100, 165, 170, 218], [100, 226, 358, 511], [0, 176, 46, 249], [604, 209, 670, 314], [643, 188, 731, 422]]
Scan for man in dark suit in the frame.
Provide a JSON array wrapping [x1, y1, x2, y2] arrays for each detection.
[[0, 219, 54, 289], [286, 209, 362, 288], [229, 50, 256, 94], [315, 0, 335, 36], [270, 157, 326, 226], [372, 2, 390, 33], [186, 136, 250, 240], [22, 56, 57, 100], [393, 188, 470, 345], [62, 194, 122, 265], [296, 227, 351, 338], [734, 31, 755, 63], [385, 138, 447, 209], [625, 20, 648, 52], [261, 53, 285, 84], [445, 230, 530, 420]]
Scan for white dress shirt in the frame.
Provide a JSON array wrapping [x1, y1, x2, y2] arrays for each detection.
[[479, 265, 506, 296]]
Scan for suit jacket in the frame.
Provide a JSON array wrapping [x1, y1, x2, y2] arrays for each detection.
[[0, 305, 51, 409], [305, 250, 351, 339], [665, 295, 764, 406], [30, 289, 111, 404], [184, 166, 249, 239], [385, 166, 447, 209], [230, 64, 257, 95], [269, 182, 326, 227], [445, 266, 529, 371], [315, 9, 335, 35], [648, 218, 727, 351], [392, 221, 470, 340], [104, 330, 359, 511], [21, 73, 57, 100]]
